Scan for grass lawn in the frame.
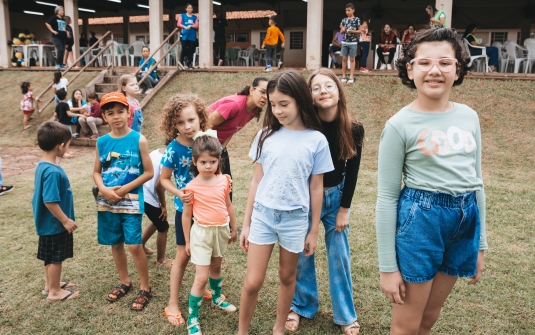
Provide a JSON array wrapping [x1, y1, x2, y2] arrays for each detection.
[[0, 71, 534, 334]]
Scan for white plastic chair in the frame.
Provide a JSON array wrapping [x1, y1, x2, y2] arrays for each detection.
[[504, 43, 527, 73], [164, 43, 178, 66], [492, 42, 507, 72], [238, 46, 256, 66], [191, 47, 199, 67], [129, 41, 145, 66], [327, 44, 352, 69], [523, 38, 535, 47], [523, 41, 535, 73], [462, 38, 488, 72], [104, 41, 128, 66], [374, 38, 401, 70]]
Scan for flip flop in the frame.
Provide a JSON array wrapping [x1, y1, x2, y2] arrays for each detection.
[[285, 311, 300, 332], [46, 290, 79, 301], [164, 306, 186, 326], [156, 259, 173, 267], [42, 282, 75, 295]]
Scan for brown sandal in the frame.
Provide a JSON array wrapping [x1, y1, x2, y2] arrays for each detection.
[[106, 282, 132, 302], [130, 288, 152, 311]]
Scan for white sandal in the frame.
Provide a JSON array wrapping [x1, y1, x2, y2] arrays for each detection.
[[285, 311, 300, 332], [341, 321, 360, 335]]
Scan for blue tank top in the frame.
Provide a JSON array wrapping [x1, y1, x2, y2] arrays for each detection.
[[96, 130, 145, 214], [181, 13, 198, 42]]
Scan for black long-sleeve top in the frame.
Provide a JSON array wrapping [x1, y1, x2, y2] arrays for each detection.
[[322, 120, 364, 208]]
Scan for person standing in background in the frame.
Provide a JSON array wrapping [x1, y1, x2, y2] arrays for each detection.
[[45, 6, 67, 69], [89, 31, 98, 46], [213, 11, 228, 66]]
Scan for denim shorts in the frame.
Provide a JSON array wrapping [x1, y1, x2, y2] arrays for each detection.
[[97, 212, 142, 245], [340, 44, 357, 57], [248, 202, 309, 253], [396, 187, 481, 283]]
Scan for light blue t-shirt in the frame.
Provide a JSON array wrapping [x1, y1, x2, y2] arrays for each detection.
[[96, 130, 145, 214], [160, 138, 194, 212], [32, 161, 75, 236], [249, 127, 334, 212]]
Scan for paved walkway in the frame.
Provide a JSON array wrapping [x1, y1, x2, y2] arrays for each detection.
[[0, 146, 94, 179]]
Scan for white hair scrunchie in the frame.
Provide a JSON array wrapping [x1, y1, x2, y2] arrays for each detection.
[[193, 129, 218, 141]]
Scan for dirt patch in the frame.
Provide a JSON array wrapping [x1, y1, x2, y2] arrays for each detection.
[[0, 146, 94, 179]]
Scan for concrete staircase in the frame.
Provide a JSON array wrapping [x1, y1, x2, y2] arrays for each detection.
[[71, 68, 177, 147]]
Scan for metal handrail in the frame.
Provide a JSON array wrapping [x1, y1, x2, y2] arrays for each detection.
[[35, 31, 114, 121]]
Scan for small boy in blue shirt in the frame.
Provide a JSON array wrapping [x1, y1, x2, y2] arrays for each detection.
[[93, 92, 154, 311], [32, 121, 79, 301]]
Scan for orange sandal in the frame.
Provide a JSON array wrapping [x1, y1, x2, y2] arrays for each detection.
[[203, 293, 226, 301], [164, 306, 186, 326]]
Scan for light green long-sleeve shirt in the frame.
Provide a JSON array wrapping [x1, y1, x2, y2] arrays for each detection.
[[376, 103, 488, 273]]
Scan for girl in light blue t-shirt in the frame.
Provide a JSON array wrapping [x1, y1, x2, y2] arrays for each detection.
[[238, 70, 334, 335]]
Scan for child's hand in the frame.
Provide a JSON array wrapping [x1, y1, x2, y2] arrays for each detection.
[[178, 189, 193, 205], [229, 229, 238, 244], [239, 226, 250, 252], [335, 208, 349, 232], [185, 242, 191, 256], [380, 271, 405, 305], [303, 231, 318, 256], [159, 206, 167, 221], [281, 43, 285, 48], [62, 218, 78, 234], [341, 26, 346, 33], [102, 186, 122, 202], [468, 250, 485, 285], [261, 44, 265, 49]]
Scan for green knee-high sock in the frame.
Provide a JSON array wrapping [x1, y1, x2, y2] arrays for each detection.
[[209, 277, 231, 307], [187, 294, 203, 334]]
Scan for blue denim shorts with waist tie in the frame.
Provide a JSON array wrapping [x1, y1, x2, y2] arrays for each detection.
[[396, 187, 481, 283]]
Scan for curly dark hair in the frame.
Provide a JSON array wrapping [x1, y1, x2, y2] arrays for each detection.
[[160, 93, 208, 141], [396, 28, 469, 89]]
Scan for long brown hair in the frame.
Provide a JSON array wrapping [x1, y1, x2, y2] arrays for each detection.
[[308, 68, 363, 160], [254, 70, 321, 162]]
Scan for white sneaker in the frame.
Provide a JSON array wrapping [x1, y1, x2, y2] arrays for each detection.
[[341, 77, 347, 83], [347, 78, 354, 84], [265, 67, 272, 72], [278, 61, 283, 69], [144, 88, 153, 94], [387, 64, 392, 70], [380, 64, 387, 70]]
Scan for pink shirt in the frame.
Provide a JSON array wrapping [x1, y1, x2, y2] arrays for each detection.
[[186, 174, 231, 225], [209, 95, 254, 144]]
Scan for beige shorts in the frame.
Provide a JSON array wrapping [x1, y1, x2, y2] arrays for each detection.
[[190, 218, 230, 266]]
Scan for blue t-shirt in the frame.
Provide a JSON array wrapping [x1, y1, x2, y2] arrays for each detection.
[[96, 130, 145, 214], [181, 13, 198, 42], [32, 161, 75, 236], [139, 58, 159, 81], [160, 138, 194, 212], [249, 127, 334, 212]]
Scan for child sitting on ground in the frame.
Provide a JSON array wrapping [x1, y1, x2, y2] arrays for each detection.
[[182, 130, 238, 335], [93, 92, 154, 311], [32, 121, 79, 301]]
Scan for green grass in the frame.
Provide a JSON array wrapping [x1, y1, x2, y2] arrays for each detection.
[[1, 71, 534, 334]]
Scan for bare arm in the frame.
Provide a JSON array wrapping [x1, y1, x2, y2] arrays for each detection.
[[226, 193, 238, 243], [304, 174, 323, 256], [182, 203, 193, 255], [155, 176, 167, 220], [92, 147, 122, 202], [45, 22, 57, 35], [160, 166, 193, 204], [239, 163, 264, 252], [44, 203, 77, 233], [115, 135, 154, 197]]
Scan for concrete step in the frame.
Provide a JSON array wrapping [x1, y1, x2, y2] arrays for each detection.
[[95, 83, 119, 93], [96, 92, 145, 101], [69, 124, 110, 147], [103, 75, 120, 83]]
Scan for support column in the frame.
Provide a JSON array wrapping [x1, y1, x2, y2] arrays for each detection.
[[169, 10, 176, 42], [64, 0, 80, 64], [436, 0, 452, 28], [123, 15, 130, 44], [82, 17, 88, 41], [149, 0, 163, 59], [198, 0, 213, 68], [306, 0, 323, 71], [0, 0, 11, 68], [520, 17, 532, 45]]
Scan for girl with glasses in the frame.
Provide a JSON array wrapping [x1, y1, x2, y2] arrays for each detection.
[[286, 68, 364, 335], [377, 28, 488, 334]]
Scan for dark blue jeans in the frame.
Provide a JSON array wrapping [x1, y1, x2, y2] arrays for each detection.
[[265, 44, 278, 67], [360, 42, 370, 68], [470, 46, 499, 67]]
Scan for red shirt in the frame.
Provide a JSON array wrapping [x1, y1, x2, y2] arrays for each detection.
[[90, 102, 107, 125], [209, 95, 255, 144]]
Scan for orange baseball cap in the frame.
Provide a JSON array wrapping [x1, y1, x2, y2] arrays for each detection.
[[100, 92, 129, 109]]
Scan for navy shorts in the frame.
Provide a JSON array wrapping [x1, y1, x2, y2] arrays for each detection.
[[396, 187, 481, 283], [175, 210, 193, 246]]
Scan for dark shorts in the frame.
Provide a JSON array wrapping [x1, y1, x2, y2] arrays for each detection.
[[144, 202, 169, 233], [396, 187, 481, 283], [175, 210, 193, 246], [65, 40, 74, 52], [37, 230, 74, 266]]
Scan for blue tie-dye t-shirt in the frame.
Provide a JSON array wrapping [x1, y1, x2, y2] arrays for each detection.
[[96, 130, 145, 214], [161, 138, 194, 212]]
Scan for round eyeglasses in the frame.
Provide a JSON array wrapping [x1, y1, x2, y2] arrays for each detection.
[[310, 81, 337, 95], [409, 57, 458, 72]]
